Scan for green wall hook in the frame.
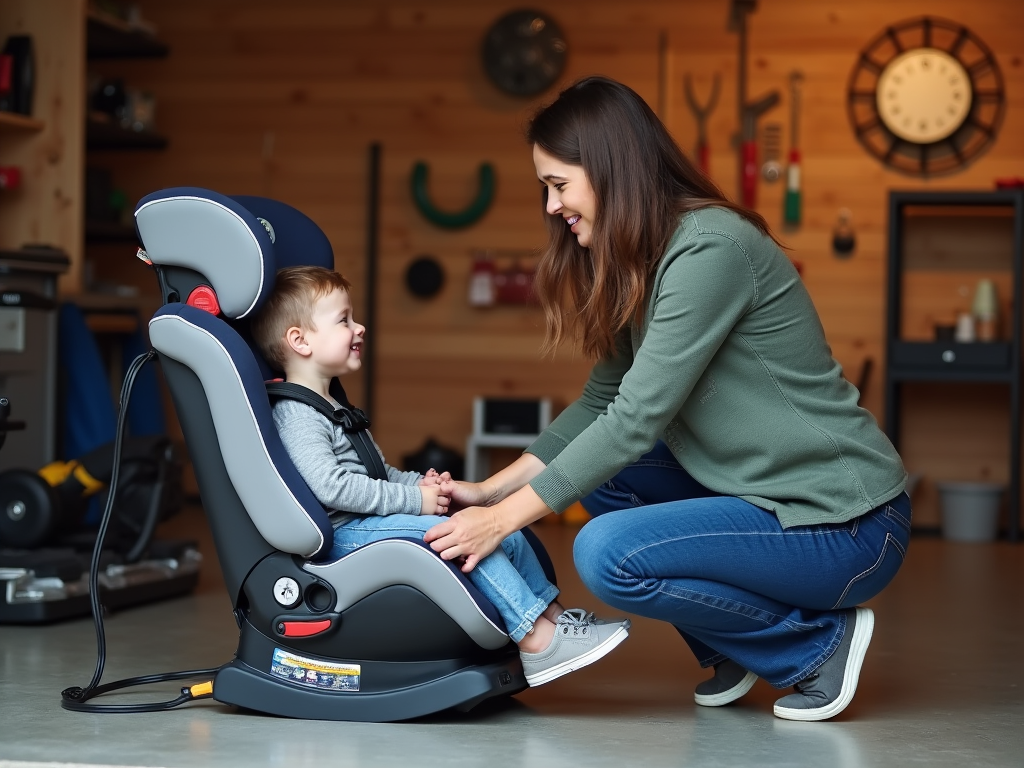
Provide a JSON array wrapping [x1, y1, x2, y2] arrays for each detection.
[[411, 161, 495, 229]]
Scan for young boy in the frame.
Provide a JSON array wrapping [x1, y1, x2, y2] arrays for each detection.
[[251, 266, 630, 686]]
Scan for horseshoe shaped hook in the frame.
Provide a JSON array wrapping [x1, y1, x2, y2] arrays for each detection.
[[411, 161, 495, 229]]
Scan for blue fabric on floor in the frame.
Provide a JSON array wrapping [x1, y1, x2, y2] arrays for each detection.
[[58, 302, 117, 461], [59, 303, 166, 525]]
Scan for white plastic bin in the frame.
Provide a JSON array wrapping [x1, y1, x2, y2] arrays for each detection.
[[936, 482, 1003, 542]]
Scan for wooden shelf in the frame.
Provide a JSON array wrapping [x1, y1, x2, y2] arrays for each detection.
[[0, 111, 45, 133], [86, 10, 169, 59], [903, 204, 1015, 219], [86, 118, 168, 150]]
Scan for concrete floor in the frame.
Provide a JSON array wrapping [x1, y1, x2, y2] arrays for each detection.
[[1, 508, 1022, 768]]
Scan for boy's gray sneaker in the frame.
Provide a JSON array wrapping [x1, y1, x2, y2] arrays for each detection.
[[521, 608, 630, 687], [694, 659, 758, 706], [773, 607, 874, 721]]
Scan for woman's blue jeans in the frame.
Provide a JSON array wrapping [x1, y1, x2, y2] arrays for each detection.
[[574, 442, 911, 688], [330, 514, 559, 642]]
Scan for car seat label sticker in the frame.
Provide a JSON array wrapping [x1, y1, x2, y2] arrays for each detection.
[[271, 648, 361, 691]]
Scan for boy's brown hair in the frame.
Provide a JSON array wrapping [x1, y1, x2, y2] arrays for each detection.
[[251, 265, 352, 371]]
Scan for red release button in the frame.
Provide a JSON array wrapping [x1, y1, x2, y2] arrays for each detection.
[[186, 285, 221, 315], [280, 619, 332, 638]]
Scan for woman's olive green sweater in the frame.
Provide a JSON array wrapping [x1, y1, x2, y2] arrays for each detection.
[[527, 207, 906, 528]]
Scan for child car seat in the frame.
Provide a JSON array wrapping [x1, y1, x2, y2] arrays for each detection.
[[135, 187, 542, 721]]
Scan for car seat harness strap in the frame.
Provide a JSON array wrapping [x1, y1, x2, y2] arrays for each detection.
[[265, 381, 388, 481]]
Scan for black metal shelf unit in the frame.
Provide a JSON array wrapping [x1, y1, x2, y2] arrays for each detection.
[[884, 190, 1024, 541]]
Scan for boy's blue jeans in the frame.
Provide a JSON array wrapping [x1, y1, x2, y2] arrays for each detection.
[[575, 441, 911, 688], [330, 514, 559, 642]]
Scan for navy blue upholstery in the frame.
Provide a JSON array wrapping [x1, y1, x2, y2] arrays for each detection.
[[229, 196, 334, 271], [152, 302, 335, 560]]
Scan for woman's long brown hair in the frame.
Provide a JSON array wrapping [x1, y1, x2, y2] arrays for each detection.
[[527, 76, 777, 360]]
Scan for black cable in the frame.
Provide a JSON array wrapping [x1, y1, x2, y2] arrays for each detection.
[[61, 350, 219, 713]]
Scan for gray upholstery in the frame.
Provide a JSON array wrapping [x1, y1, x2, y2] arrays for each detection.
[[305, 539, 510, 650], [149, 312, 325, 557], [135, 195, 266, 319]]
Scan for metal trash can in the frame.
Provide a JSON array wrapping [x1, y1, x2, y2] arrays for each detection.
[[936, 481, 1003, 542]]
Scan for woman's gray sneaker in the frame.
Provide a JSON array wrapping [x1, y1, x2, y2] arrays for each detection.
[[694, 659, 758, 706], [773, 607, 875, 721], [521, 608, 630, 687]]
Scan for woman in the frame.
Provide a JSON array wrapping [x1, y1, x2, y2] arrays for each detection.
[[425, 76, 909, 722]]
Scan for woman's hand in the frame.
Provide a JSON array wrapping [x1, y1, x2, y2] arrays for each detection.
[[439, 478, 495, 512], [424, 483, 553, 572], [424, 506, 503, 573]]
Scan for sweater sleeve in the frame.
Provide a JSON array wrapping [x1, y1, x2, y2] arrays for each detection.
[[529, 231, 757, 512], [273, 401, 422, 516], [526, 330, 633, 464]]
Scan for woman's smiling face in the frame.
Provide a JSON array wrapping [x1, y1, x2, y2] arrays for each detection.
[[533, 144, 597, 248]]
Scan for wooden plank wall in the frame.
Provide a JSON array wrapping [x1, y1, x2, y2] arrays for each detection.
[[0, 0, 84, 285], [90, 0, 1024, 528]]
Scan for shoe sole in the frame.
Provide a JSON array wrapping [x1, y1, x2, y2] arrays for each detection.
[[773, 607, 875, 722], [524, 625, 630, 687], [694, 670, 758, 707]]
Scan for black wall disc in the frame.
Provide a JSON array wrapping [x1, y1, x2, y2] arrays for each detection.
[[405, 257, 445, 298]]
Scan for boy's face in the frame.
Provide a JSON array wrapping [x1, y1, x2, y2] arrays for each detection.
[[304, 288, 365, 376]]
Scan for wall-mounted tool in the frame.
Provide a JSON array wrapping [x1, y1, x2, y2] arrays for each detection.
[[784, 71, 804, 226], [832, 208, 856, 258], [729, 0, 779, 209], [411, 162, 495, 229], [683, 73, 721, 175], [760, 123, 782, 182]]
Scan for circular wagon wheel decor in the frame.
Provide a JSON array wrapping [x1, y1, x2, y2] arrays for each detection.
[[847, 16, 1005, 176]]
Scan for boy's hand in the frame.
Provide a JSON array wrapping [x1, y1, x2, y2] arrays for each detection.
[[419, 484, 451, 516], [418, 469, 453, 488]]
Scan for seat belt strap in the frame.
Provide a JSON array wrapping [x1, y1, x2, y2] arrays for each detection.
[[266, 381, 388, 481]]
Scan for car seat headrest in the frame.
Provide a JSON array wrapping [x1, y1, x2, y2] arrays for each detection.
[[135, 188, 273, 319], [229, 195, 334, 272], [134, 188, 335, 320]]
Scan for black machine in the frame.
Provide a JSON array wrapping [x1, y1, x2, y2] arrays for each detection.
[[0, 397, 199, 624], [60, 188, 556, 721]]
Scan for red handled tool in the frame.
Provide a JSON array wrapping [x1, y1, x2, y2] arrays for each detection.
[[730, 0, 779, 209], [684, 73, 721, 176]]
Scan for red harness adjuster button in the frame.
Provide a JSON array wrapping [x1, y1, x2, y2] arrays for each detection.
[[186, 285, 221, 315], [277, 619, 333, 638]]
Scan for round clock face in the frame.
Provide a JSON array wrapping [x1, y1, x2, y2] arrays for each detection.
[[482, 10, 567, 97], [847, 17, 1005, 176], [876, 48, 972, 144]]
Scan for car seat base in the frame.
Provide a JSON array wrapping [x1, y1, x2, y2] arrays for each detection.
[[214, 652, 527, 722]]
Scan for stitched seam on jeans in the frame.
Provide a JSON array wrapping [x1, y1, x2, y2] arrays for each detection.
[[888, 532, 907, 559], [779, 611, 847, 688], [655, 582, 779, 625], [700, 652, 728, 669], [884, 504, 912, 531], [831, 533, 893, 610], [850, 517, 860, 537], [617, 528, 854, 569]]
